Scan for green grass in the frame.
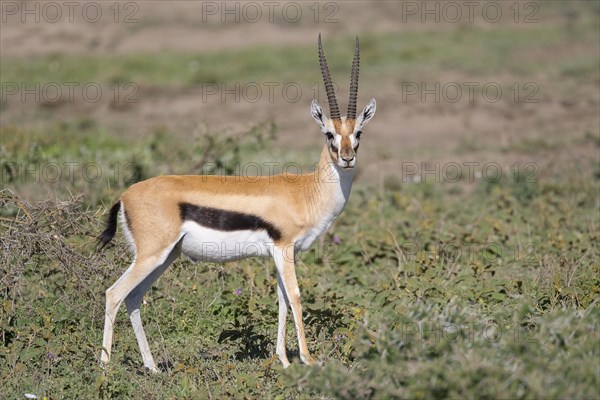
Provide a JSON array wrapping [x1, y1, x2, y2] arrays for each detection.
[[1, 3, 599, 398], [2, 18, 598, 88], [1, 122, 598, 398], [0, 119, 282, 206]]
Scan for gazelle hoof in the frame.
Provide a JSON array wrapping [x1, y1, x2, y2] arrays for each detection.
[[146, 365, 160, 373], [300, 353, 318, 366]]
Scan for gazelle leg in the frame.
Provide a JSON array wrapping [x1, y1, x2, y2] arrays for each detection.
[[124, 244, 181, 371], [272, 245, 316, 365], [102, 259, 145, 367], [125, 293, 156, 371], [276, 275, 291, 368], [101, 242, 180, 370]]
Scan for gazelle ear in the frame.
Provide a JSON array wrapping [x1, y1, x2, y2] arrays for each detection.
[[356, 98, 376, 129], [311, 100, 327, 132]]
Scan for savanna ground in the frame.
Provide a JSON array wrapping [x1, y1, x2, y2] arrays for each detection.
[[1, 1, 599, 399]]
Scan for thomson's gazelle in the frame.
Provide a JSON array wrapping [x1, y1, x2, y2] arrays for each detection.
[[99, 34, 376, 371]]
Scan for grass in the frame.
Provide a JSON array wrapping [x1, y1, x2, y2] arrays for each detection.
[[1, 121, 598, 398], [1, 158, 598, 390], [2, 16, 598, 88], [1, 3, 599, 398]]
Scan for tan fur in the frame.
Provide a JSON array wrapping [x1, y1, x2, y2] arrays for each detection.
[[101, 143, 350, 370], [121, 145, 338, 256], [101, 38, 374, 372], [329, 118, 357, 162]]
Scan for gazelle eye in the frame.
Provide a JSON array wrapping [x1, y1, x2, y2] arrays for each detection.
[[326, 132, 334, 141]]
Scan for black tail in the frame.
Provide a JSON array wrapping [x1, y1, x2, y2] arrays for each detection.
[[98, 202, 121, 250]]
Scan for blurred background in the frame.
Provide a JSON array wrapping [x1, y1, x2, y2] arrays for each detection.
[[2, 1, 598, 204]]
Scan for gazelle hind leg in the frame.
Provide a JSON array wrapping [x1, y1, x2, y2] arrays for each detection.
[[101, 240, 181, 369], [102, 259, 141, 366], [125, 243, 181, 371], [272, 245, 316, 365]]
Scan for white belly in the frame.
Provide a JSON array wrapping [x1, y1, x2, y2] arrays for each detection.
[[180, 221, 272, 262]]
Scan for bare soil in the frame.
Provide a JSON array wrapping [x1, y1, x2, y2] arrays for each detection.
[[1, 1, 598, 184]]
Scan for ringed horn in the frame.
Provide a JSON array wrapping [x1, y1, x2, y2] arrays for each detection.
[[317, 34, 360, 121]]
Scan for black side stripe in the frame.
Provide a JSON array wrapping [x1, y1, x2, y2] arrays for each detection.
[[179, 203, 282, 241]]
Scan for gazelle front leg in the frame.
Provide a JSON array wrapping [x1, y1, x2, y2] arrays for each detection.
[[272, 245, 317, 366], [276, 277, 291, 368]]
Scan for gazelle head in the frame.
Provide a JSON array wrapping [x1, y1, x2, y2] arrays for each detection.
[[311, 34, 376, 170]]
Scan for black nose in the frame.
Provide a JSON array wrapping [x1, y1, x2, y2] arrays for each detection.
[[341, 155, 355, 162]]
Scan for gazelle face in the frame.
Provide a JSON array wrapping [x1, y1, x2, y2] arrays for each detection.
[[311, 98, 376, 170]]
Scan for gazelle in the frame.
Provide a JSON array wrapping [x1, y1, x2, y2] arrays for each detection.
[[99, 34, 376, 371]]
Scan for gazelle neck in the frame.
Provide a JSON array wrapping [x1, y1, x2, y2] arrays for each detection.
[[315, 143, 355, 214], [294, 144, 355, 252]]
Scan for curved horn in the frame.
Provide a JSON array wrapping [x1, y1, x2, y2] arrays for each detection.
[[347, 37, 360, 120], [318, 34, 340, 120]]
